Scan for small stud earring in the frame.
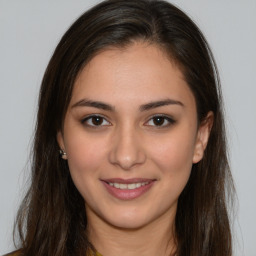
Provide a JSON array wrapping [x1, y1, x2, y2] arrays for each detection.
[[59, 149, 67, 159]]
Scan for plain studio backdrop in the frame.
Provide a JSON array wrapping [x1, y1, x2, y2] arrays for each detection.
[[0, 1, 255, 255]]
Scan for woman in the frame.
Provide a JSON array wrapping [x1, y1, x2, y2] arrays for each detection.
[[8, 0, 234, 255]]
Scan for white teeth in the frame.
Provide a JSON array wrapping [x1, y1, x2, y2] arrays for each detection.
[[108, 182, 149, 190], [128, 183, 136, 189], [119, 184, 127, 189], [113, 183, 120, 188]]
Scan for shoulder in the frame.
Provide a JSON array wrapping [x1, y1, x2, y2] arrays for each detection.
[[3, 250, 22, 256]]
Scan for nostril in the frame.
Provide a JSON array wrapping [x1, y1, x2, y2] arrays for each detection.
[[109, 146, 146, 170]]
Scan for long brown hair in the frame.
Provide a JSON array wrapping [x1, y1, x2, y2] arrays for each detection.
[[14, 0, 234, 255]]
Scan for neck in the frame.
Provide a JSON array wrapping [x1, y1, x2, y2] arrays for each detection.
[[87, 209, 177, 256]]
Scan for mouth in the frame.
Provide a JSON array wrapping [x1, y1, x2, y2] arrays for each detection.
[[101, 178, 156, 200], [107, 181, 150, 189]]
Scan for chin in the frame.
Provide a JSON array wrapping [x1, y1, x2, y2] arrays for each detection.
[[108, 218, 149, 230], [102, 208, 155, 230]]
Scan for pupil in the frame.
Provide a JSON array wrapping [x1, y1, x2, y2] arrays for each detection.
[[153, 117, 164, 126], [92, 116, 103, 125]]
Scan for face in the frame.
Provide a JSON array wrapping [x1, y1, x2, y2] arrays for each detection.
[[57, 43, 212, 230]]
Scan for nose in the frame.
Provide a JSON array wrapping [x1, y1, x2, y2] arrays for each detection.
[[109, 126, 146, 170]]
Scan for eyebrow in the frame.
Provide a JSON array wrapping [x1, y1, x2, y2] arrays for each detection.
[[71, 99, 115, 111], [139, 99, 184, 111], [71, 98, 183, 111]]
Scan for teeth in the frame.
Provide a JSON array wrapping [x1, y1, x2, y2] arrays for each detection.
[[119, 184, 127, 189], [108, 182, 149, 190], [128, 183, 136, 189], [113, 183, 120, 188]]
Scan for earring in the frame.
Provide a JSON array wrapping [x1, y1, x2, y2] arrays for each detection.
[[59, 149, 67, 160]]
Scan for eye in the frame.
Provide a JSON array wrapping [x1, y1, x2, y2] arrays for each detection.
[[145, 115, 176, 127], [82, 115, 111, 127]]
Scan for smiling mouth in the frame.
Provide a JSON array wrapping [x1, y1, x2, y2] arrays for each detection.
[[106, 181, 150, 190], [101, 178, 155, 200]]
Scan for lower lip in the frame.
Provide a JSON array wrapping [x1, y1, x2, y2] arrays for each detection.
[[102, 181, 155, 200]]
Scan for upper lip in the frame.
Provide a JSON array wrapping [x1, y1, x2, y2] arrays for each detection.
[[101, 178, 156, 184]]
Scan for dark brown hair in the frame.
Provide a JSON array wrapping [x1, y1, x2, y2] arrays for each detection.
[[14, 0, 234, 255]]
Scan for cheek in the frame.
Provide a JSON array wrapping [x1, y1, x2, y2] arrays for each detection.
[[150, 135, 195, 201], [64, 133, 107, 180], [148, 129, 196, 178], [64, 134, 110, 204]]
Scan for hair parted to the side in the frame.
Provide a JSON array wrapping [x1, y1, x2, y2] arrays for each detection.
[[14, 0, 234, 255]]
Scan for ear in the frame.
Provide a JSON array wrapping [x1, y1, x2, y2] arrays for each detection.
[[192, 111, 214, 164], [57, 131, 67, 160]]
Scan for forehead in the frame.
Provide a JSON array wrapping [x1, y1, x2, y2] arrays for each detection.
[[71, 42, 195, 109]]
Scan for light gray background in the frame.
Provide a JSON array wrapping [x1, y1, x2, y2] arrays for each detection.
[[0, 1, 255, 255]]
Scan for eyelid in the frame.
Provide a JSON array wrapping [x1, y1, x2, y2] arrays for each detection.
[[144, 114, 176, 127], [81, 114, 112, 127], [80, 114, 175, 128]]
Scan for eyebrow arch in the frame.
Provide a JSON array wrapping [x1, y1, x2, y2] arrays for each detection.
[[71, 98, 183, 112], [71, 99, 115, 111], [139, 99, 184, 111]]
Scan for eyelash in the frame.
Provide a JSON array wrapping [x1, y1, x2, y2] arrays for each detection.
[[144, 115, 176, 128], [81, 114, 176, 128], [81, 115, 111, 127]]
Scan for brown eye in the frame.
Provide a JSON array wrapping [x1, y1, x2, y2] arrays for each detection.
[[82, 115, 111, 127], [152, 116, 165, 126], [91, 116, 104, 126], [145, 115, 176, 128]]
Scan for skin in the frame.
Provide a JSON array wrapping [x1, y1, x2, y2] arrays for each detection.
[[57, 42, 213, 256]]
